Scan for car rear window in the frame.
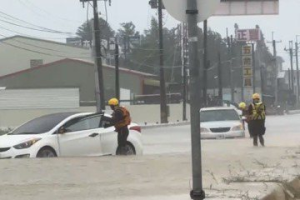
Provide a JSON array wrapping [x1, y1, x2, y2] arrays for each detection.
[[200, 110, 240, 122]]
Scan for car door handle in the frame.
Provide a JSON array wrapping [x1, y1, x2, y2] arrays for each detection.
[[89, 133, 99, 138]]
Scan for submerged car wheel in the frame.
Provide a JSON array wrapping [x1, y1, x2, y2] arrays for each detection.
[[117, 143, 136, 156], [37, 147, 57, 158]]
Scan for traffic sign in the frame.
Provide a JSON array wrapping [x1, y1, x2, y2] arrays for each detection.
[[162, 0, 220, 23]]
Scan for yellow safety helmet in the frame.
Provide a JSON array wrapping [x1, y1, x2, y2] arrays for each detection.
[[252, 93, 261, 100], [239, 102, 246, 110], [108, 98, 119, 106]]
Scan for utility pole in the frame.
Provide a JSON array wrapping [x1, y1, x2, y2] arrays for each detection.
[[288, 68, 291, 91], [295, 40, 300, 106], [158, 0, 168, 123], [123, 36, 128, 67], [218, 51, 223, 104], [183, 56, 188, 121], [227, 35, 234, 102], [260, 65, 265, 102], [289, 41, 295, 95], [272, 40, 278, 105], [187, 0, 205, 199], [80, 0, 106, 111], [252, 43, 256, 93], [268, 34, 281, 105], [203, 20, 208, 106], [115, 38, 120, 100]]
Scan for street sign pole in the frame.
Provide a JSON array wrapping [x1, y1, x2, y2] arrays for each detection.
[[162, 1, 220, 199], [187, 1, 205, 199]]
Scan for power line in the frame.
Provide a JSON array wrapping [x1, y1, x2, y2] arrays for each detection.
[[0, 18, 74, 35], [0, 10, 75, 35], [22, 0, 82, 24], [0, 24, 72, 40]]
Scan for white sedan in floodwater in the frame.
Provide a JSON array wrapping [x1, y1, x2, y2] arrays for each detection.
[[0, 112, 143, 159], [200, 107, 245, 139]]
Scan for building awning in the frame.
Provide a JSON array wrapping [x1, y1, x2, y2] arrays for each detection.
[[144, 79, 160, 87]]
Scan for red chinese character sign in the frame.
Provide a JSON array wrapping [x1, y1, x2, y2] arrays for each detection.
[[236, 29, 261, 42]]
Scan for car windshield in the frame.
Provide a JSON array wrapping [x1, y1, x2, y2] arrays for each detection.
[[200, 110, 240, 122], [9, 113, 76, 135]]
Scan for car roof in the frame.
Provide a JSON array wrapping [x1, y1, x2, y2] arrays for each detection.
[[200, 107, 237, 112], [39, 112, 110, 119], [40, 112, 80, 118]]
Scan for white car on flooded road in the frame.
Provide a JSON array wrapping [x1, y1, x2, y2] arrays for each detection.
[[200, 107, 245, 139], [0, 112, 143, 159]]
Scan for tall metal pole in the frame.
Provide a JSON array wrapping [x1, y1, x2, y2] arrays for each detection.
[[115, 39, 120, 100], [186, 0, 205, 199], [268, 34, 281, 105], [272, 40, 278, 105], [260, 65, 265, 102], [218, 51, 223, 104], [289, 42, 295, 95], [92, 0, 105, 111], [295, 42, 300, 106], [181, 23, 188, 121], [158, 0, 168, 123], [123, 35, 127, 67], [288, 68, 291, 91], [240, 44, 244, 102], [227, 36, 234, 102], [183, 57, 187, 121], [203, 20, 208, 106], [252, 43, 256, 93]]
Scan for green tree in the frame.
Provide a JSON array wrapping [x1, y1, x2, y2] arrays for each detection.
[[76, 18, 115, 43], [118, 22, 139, 36], [128, 18, 160, 74]]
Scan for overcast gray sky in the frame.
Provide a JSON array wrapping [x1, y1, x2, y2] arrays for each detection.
[[0, 0, 299, 67]]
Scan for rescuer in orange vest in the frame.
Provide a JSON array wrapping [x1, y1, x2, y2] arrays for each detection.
[[108, 98, 131, 155]]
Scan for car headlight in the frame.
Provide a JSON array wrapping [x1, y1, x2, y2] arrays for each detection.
[[232, 124, 244, 131], [200, 127, 210, 133], [13, 138, 41, 149]]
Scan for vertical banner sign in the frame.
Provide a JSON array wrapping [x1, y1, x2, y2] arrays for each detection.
[[242, 45, 253, 88]]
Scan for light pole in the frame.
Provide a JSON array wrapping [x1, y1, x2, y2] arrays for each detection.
[[295, 35, 300, 106]]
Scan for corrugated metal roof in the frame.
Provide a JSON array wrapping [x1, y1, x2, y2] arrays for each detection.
[[0, 35, 89, 50], [0, 88, 79, 110], [0, 58, 157, 80]]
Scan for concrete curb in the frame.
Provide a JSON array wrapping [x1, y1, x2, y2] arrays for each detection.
[[139, 121, 190, 129], [287, 110, 300, 115]]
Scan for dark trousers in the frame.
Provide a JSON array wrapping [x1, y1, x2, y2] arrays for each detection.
[[253, 134, 264, 146], [117, 126, 129, 154], [250, 120, 265, 146]]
